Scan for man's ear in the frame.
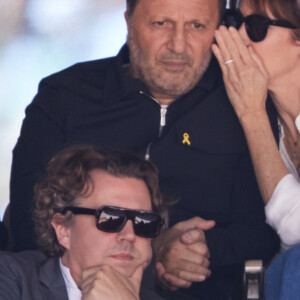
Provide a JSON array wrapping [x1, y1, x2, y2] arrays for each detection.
[[51, 213, 71, 250]]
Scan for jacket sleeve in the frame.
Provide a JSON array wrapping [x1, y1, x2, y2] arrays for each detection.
[[10, 82, 65, 251], [0, 253, 22, 298], [205, 151, 280, 267]]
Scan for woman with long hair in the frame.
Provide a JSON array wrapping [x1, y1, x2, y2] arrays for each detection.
[[212, 0, 300, 250]]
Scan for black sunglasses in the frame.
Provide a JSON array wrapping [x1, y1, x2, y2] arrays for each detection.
[[223, 9, 297, 42], [60, 205, 164, 238]]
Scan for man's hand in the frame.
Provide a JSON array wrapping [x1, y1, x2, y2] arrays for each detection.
[[154, 217, 215, 291], [81, 264, 143, 300]]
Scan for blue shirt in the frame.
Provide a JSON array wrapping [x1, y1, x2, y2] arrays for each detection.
[[265, 243, 300, 300]]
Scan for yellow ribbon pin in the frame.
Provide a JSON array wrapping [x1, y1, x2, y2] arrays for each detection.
[[182, 133, 191, 146]]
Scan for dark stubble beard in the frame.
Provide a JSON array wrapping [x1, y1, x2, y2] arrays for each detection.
[[127, 28, 212, 99]]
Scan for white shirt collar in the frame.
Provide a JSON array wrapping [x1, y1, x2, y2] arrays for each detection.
[[59, 258, 82, 300]]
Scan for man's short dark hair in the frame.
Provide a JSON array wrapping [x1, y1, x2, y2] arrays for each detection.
[[34, 144, 168, 257], [126, 0, 227, 20]]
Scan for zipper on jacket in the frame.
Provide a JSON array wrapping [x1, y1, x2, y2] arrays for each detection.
[[159, 105, 168, 137], [139, 91, 169, 160], [145, 142, 152, 161]]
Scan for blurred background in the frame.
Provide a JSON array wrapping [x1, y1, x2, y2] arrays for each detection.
[[0, 0, 127, 218]]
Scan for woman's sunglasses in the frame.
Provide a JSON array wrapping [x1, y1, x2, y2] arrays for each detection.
[[60, 205, 164, 238], [223, 9, 297, 42]]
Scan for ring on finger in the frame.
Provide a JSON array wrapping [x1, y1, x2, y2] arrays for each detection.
[[224, 59, 234, 65]]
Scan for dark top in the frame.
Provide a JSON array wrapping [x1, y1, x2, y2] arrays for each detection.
[[0, 250, 163, 300], [10, 45, 280, 299]]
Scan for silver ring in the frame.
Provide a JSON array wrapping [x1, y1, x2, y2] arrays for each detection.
[[224, 59, 234, 65]]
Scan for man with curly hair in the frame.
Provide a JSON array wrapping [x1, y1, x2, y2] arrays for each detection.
[[0, 144, 167, 300]]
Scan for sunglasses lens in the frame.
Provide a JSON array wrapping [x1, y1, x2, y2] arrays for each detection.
[[97, 208, 126, 233], [97, 207, 163, 238], [133, 213, 163, 238], [246, 15, 269, 42]]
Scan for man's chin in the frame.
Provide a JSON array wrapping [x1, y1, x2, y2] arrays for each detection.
[[108, 261, 140, 277], [110, 259, 150, 278], [152, 82, 196, 99], [150, 72, 200, 97]]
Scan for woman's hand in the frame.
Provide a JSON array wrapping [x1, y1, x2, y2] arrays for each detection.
[[211, 26, 269, 121]]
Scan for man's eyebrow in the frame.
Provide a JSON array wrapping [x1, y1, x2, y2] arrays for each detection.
[[190, 18, 208, 23], [147, 14, 170, 20], [148, 14, 214, 24]]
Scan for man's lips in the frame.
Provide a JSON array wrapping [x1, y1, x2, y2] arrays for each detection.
[[161, 60, 188, 71], [111, 253, 134, 261]]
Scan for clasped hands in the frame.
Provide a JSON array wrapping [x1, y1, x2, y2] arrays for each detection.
[[154, 217, 215, 291]]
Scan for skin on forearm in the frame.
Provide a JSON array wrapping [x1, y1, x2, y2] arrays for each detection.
[[212, 26, 292, 205], [240, 110, 289, 204]]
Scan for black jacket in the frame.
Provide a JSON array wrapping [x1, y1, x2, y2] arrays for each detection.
[[10, 45, 279, 299]]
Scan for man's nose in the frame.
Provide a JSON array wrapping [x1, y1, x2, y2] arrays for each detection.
[[117, 220, 136, 242], [167, 26, 186, 54]]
